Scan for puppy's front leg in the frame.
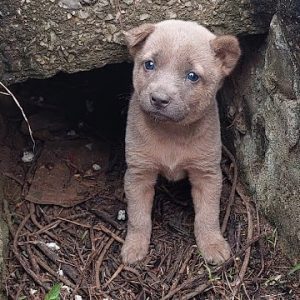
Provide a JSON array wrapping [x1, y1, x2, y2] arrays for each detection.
[[189, 168, 230, 265], [121, 168, 157, 264]]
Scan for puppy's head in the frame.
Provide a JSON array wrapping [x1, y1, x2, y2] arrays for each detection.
[[124, 20, 241, 124]]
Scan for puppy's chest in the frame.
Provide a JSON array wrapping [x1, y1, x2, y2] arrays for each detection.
[[153, 142, 190, 181]]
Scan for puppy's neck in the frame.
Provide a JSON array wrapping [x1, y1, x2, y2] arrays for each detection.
[[134, 102, 218, 140], [143, 113, 203, 137]]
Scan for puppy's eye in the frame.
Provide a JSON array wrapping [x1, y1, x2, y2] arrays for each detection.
[[187, 72, 199, 82], [144, 60, 155, 70]]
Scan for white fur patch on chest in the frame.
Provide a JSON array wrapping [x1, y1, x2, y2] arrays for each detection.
[[158, 147, 187, 181]]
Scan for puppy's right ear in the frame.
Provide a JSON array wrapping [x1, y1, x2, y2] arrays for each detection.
[[123, 23, 155, 56], [210, 35, 241, 76]]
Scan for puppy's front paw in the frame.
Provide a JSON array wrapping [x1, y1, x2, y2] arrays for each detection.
[[121, 237, 149, 264], [198, 235, 231, 265]]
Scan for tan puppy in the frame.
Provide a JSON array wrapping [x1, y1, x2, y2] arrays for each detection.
[[121, 20, 241, 265]]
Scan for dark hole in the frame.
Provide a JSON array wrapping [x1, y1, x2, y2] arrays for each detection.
[[8, 62, 133, 141], [0, 63, 134, 196]]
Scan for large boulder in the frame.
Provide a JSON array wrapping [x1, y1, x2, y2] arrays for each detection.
[[225, 2, 300, 257], [0, 0, 275, 84]]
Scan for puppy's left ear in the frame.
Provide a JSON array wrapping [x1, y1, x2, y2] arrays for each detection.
[[123, 23, 155, 56], [210, 35, 241, 76]]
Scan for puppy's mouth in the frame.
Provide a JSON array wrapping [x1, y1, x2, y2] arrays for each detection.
[[149, 111, 174, 121], [139, 96, 186, 122], [144, 110, 185, 123]]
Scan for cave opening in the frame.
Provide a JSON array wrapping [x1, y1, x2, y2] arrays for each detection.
[[0, 59, 241, 209], [0, 63, 134, 207]]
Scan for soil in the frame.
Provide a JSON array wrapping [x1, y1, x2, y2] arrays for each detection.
[[0, 65, 299, 299]]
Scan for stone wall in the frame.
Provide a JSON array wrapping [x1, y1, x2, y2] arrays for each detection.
[[0, 0, 275, 84], [224, 1, 300, 257]]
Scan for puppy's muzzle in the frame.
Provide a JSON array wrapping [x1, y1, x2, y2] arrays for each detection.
[[150, 92, 171, 109]]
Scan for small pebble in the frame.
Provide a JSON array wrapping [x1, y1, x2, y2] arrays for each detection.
[[22, 151, 34, 163], [30, 289, 37, 295], [85, 143, 93, 150], [46, 242, 60, 250], [92, 164, 101, 171], [62, 285, 71, 293], [67, 129, 76, 136], [57, 269, 64, 276], [139, 13, 150, 21], [58, 0, 82, 9], [117, 209, 126, 221]]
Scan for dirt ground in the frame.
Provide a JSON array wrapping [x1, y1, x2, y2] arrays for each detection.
[[0, 66, 299, 299]]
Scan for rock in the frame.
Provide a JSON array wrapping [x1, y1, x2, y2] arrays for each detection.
[[224, 5, 300, 258], [0, 0, 275, 84]]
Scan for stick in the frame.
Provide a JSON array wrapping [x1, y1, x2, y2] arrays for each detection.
[[168, 247, 194, 292], [232, 187, 254, 296], [221, 144, 238, 233], [181, 283, 211, 300], [103, 263, 124, 289], [12, 214, 49, 290], [33, 247, 76, 289], [57, 217, 124, 244], [0, 81, 35, 151], [95, 237, 115, 289]]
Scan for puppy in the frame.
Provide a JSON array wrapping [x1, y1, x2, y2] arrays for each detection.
[[121, 20, 241, 265]]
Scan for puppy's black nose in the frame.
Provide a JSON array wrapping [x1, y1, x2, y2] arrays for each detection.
[[150, 93, 170, 109]]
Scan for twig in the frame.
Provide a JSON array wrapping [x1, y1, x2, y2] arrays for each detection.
[[123, 265, 141, 278], [161, 234, 264, 300], [223, 163, 254, 296], [36, 243, 79, 283], [95, 237, 115, 289], [161, 273, 206, 300], [168, 247, 194, 292], [29, 203, 61, 243], [0, 81, 35, 151], [26, 238, 40, 274], [2, 172, 24, 186], [103, 263, 124, 289], [33, 248, 76, 289], [164, 245, 188, 284], [57, 217, 124, 244], [11, 213, 49, 290], [181, 283, 211, 300], [89, 208, 124, 230], [72, 241, 105, 296], [15, 274, 26, 300], [3, 198, 16, 236], [253, 202, 265, 279], [232, 186, 254, 296], [221, 144, 238, 234], [90, 227, 96, 252]]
